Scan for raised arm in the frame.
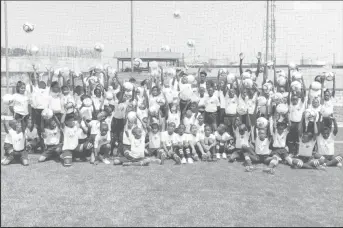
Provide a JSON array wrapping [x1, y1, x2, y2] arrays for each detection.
[[255, 52, 262, 79], [332, 73, 336, 98], [239, 53, 244, 76], [332, 116, 338, 136]]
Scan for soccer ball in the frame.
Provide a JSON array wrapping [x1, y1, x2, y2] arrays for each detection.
[[276, 104, 289, 114], [134, 58, 143, 67], [23, 22, 34, 33], [292, 71, 302, 81], [226, 73, 235, 84], [41, 108, 53, 120], [187, 75, 195, 83], [94, 43, 104, 52], [105, 91, 113, 100], [257, 117, 268, 129], [83, 98, 92, 107], [321, 107, 333, 118], [289, 62, 297, 69], [243, 78, 253, 88], [311, 81, 321, 91], [123, 82, 134, 91], [187, 39, 195, 48], [277, 75, 287, 86], [173, 10, 181, 18], [291, 81, 302, 92], [127, 111, 137, 122], [257, 96, 267, 106], [2, 94, 13, 105], [29, 45, 39, 55]]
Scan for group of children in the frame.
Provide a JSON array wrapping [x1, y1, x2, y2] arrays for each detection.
[[1, 53, 341, 174]]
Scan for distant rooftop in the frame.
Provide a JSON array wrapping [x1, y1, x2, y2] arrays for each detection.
[[113, 51, 182, 61]]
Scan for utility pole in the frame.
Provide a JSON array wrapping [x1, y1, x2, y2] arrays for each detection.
[[131, 0, 134, 73], [4, 1, 10, 96], [265, 0, 269, 77]]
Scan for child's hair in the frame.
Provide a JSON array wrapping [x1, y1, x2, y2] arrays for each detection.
[[322, 126, 331, 133], [276, 122, 287, 129], [151, 122, 159, 129], [132, 126, 142, 135], [129, 77, 136, 83], [81, 94, 90, 101], [65, 114, 75, 123], [200, 71, 207, 77], [61, 85, 69, 91], [51, 81, 59, 88], [151, 86, 160, 93], [16, 81, 25, 93], [140, 79, 148, 86]]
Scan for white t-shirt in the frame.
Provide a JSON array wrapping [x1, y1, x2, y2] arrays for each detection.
[[10, 131, 25, 151], [215, 131, 232, 146], [12, 93, 29, 116], [149, 132, 161, 149], [4, 129, 15, 144], [298, 140, 316, 157], [94, 132, 111, 149], [322, 98, 335, 117], [80, 106, 93, 120], [161, 131, 177, 147], [78, 121, 88, 140], [234, 129, 250, 149], [255, 137, 271, 155], [168, 111, 180, 127], [198, 95, 208, 110], [44, 127, 60, 146], [225, 95, 238, 115], [113, 101, 127, 119], [237, 95, 248, 115], [123, 124, 135, 145], [32, 86, 50, 109], [204, 95, 220, 112], [272, 130, 289, 148], [25, 128, 38, 140], [89, 120, 101, 135], [194, 121, 205, 138], [48, 93, 63, 113], [129, 133, 146, 159], [179, 83, 193, 101], [62, 125, 79, 151], [61, 94, 76, 114], [289, 101, 305, 122], [92, 96, 102, 111], [317, 134, 335, 156], [188, 133, 202, 146], [175, 133, 190, 145], [203, 134, 216, 145], [246, 94, 258, 115], [183, 114, 196, 133]]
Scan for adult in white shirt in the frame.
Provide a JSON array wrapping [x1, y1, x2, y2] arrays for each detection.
[[204, 87, 220, 131]]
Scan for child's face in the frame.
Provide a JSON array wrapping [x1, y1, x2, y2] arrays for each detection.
[[49, 120, 57, 129], [217, 125, 225, 134], [139, 103, 146, 110], [204, 126, 212, 136], [197, 115, 204, 124], [65, 119, 75, 128], [302, 134, 311, 143], [134, 129, 142, 139], [291, 96, 299, 105], [235, 117, 241, 127], [52, 84, 60, 93], [27, 119, 33, 129], [167, 124, 175, 134], [38, 81, 46, 89], [151, 125, 159, 134], [100, 125, 109, 136], [239, 126, 246, 135], [19, 85, 26, 94], [181, 77, 188, 84], [16, 122, 22, 133], [199, 87, 205, 96], [324, 91, 330, 101], [279, 87, 285, 93], [241, 90, 247, 99], [219, 80, 225, 90], [191, 126, 198, 135], [228, 89, 235, 98], [75, 87, 82, 95], [94, 89, 101, 98], [178, 126, 185, 135], [97, 112, 105, 121], [277, 125, 286, 135], [312, 99, 319, 108], [258, 130, 267, 140], [186, 110, 192, 118], [152, 88, 158, 96], [322, 129, 330, 139], [200, 74, 206, 83], [190, 103, 197, 112], [62, 87, 70, 96], [171, 105, 177, 113], [208, 87, 214, 96]]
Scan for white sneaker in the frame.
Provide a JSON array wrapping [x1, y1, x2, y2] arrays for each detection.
[[216, 153, 220, 159], [222, 153, 227, 159], [181, 157, 187, 164], [337, 162, 342, 168], [187, 158, 194, 164], [102, 158, 111, 165]]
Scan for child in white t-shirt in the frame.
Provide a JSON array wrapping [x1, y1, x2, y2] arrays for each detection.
[[314, 117, 342, 167], [183, 110, 196, 134], [214, 124, 233, 160], [10, 81, 30, 123], [39, 116, 62, 162], [92, 122, 111, 165], [25, 118, 40, 153], [48, 81, 64, 121], [204, 87, 220, 131], [1, 120, 28, 166], [174, 124, 193, 164], [187, 125, 202, 162], [145, 122, 165, 165], [1, 120, 17, 165], [161, 122, 181, 164], [199, 125, 216, 161], [167, 104, 181, 128], [113, 127, 150, 166]]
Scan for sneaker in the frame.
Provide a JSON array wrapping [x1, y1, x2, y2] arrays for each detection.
[[263, 168, 275, 175], [245, 166, 254, 172], [102, 158, 111, 165], [63, 158, 72, 167], [222, 153, 227, 159], [1, 158, 11, 165], [21, 159, 29, 166], [181, 157, 187, 164], [187, 157, 194, 164], [174, 155, 181, 165], [316, 165, 326, 171], [140, 159, 150, 166], [216, 153, 220, 159], [90, 153, 95, 164], [122, 162, 132, 166], [160, 154, 166, 165], [337, 162, 342, 168], [193, 154, 199, 161], [211, 155, 218, 162], [228, 157, 236, 163]]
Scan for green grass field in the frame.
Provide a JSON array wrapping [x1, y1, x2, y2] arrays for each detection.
[[1, 144, 343, 227]]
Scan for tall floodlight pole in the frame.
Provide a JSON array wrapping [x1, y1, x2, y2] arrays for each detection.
[[265, 0, 269, 78], [131, 0, 134, 73], [4, 1, 10, 95]]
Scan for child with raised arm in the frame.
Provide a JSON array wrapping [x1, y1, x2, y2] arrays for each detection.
[[25, 117, 40, 153], [161, 122, 181, 164], [174, 124, 193, 164], [145, 122, 165, 165], [1, 120, 16, 164], [92, 122, 112, 165], [1, 120, 28, 166]]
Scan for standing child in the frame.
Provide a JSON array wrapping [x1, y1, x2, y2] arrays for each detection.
[[204, 87, 220, 131]]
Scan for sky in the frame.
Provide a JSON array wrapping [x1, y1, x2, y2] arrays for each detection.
[[1, 1, 342, 64]]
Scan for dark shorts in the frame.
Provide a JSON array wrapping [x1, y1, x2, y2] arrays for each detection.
[[257, 154, 273, 163], [78, 138, 88, 144], [14, 113, 29, 121], [8, 150, 28, 161], [42, 144, 62, 158], [205, 111, 218, 125], [223, 114, 236, 126], [32, 108, 43, 130], [296, 155, 313, 163], [271, 148, 289, 160], [61, 142, 93, 159]]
